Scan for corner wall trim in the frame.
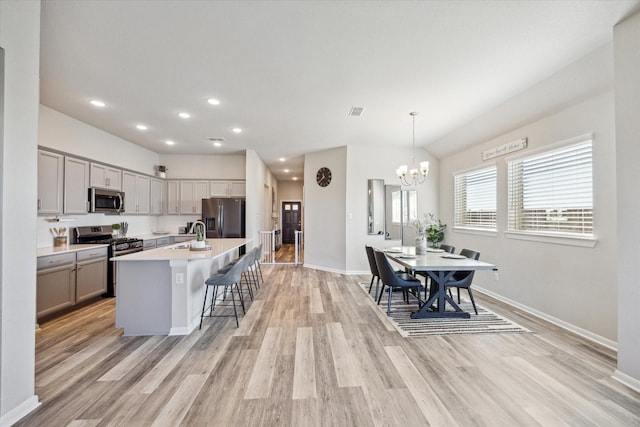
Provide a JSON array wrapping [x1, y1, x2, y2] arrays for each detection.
[[0, 395, 40, 427], [612, 370, 640, 394], [474, 286, 617, 351]]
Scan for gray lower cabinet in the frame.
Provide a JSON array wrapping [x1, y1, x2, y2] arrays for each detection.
[[37, 247, 108, 319], [37, 260, 76, 318], [143, 239, 157, 250], [76, 249, 108, 302], [156, 237, 171, 247]]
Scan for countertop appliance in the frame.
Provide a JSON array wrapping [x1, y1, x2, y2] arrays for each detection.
[[202, 198, 246, 239], [89, 187, 125, 214], [73, 225, 143, 297]]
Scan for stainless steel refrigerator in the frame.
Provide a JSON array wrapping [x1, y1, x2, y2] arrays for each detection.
[[202, 198, 246, 238]]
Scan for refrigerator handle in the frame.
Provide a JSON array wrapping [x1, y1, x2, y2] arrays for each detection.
[[218, 203, 224, 238]]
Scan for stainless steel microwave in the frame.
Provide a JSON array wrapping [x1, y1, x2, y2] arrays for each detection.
[[89, 187, 125, 213]]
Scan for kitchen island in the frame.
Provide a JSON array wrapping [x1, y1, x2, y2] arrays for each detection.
[[114, 238, 250, 336]]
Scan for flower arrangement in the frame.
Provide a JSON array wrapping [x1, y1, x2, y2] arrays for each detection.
[[412, 213, 446, 247]]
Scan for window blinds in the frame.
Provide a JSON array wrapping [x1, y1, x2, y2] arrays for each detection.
[[507, 139, 593, 235], [454, 166, 497, 229]]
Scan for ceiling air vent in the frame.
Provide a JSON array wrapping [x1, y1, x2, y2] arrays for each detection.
[[207, 137, 225, 142], [348, 107, 365, 117]]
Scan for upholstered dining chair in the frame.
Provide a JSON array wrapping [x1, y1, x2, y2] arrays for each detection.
[[444, 248, 481, 315], [365, 245, 381, 296], [374, 250, 423, 315], [439, 244, 455, 254]]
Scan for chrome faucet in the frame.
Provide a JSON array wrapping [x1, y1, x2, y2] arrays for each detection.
[[189, 220, 207, 238]]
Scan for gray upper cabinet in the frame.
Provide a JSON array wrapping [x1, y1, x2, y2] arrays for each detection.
[[167, 180, 179, 215], [122, 171, 150, 214], [90, 162, 122, 190], [150, 178, 164, 215], [209, 180, 245, 197], [179, 180, 209, 214], [64, 157, 90, 214], [38, 150, 64, 215]]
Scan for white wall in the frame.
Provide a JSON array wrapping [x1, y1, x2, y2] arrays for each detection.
[[0, 1, 41, 425], [39, 105, 160, 174], [158, 154, 245, 180], [304, 147, 348, 272], [439, 90, 617, 344], [345, 145, 439, 274], [245, 149, 275, 249], [614, 10, 640, 391]]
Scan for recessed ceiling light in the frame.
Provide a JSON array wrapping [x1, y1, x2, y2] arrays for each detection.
[[89, 99, 106, 107], [136, 124, 148, 131], [206, 98, 220, 105], [232, 127, 242, 133], [178, 112, 191, 119], [165, 140, 175, 145], [213, 142, 222, 147], [284, 169, 290, 173], [279, 158, 286, 162], [293, 177, 298, 181]]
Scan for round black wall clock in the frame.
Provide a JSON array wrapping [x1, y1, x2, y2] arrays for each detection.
[[316, 167, 332, 187]]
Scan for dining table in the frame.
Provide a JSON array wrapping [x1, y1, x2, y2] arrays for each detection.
[[382, 246, 497, 319]]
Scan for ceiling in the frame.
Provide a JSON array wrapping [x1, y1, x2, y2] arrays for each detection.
[[39, 1, 640, 182]]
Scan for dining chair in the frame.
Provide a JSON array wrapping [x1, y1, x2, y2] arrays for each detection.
[[365, 245, 381, 296], [439, 244, 455, 254], [444, 248, 481, 315], [374, 250, 423, 315]]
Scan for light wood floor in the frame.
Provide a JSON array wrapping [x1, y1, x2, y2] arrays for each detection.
[[18, 265, 640, 426], [274, 243, 303, 264]]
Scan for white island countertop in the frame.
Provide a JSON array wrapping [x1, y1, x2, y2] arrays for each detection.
[[113, 238, 249, 262]]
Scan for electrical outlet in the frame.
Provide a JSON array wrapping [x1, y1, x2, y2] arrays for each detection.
[[494, 271, 499, 281], [176, 273, 184, 284]]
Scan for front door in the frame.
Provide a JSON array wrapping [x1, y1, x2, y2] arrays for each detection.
[[282, 201, 301, 244]]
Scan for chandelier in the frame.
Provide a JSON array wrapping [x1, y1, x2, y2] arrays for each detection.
[[396, 112, 429, 186]]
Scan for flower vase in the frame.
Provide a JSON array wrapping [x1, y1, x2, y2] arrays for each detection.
[[430, 241, 441, 249], [415, 238, 427, 255]]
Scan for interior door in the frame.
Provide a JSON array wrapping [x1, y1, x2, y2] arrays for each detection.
[[282, 201, 301, 244]]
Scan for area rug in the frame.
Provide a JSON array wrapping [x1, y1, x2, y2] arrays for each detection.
[[359, 282, 530, 338]]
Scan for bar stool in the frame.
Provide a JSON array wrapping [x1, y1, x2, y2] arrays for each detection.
[[200, 254, 247, 328]]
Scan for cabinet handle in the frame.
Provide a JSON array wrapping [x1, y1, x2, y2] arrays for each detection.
[[37, 199, 41, 210]]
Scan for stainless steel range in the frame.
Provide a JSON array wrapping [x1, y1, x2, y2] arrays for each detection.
[[72, 225, 144, 297]]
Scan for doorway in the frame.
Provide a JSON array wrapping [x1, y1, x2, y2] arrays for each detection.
[[278, 201, 303, 263], [282, 201, 301, 243]]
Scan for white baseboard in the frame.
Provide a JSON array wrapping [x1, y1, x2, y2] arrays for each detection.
[[0, 395, 39, 427], [612, 370, 640, 394], [474, 286, 617, 351], [302, 263, 347, 275]]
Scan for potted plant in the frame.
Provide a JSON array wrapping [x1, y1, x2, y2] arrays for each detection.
[[426, 213, 446, 248], [410, 214, 430, 255], [111, 223, 121, 237], [154, 165, 168, 178]]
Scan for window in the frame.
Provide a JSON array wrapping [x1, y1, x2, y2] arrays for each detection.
[[507, 136, 593, 236], [391, 189, 417, 225], [454, 166, 497, 229]]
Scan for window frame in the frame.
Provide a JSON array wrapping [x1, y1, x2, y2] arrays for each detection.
[[453, 164, 498, 233], [505, 133, 597, 247]]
